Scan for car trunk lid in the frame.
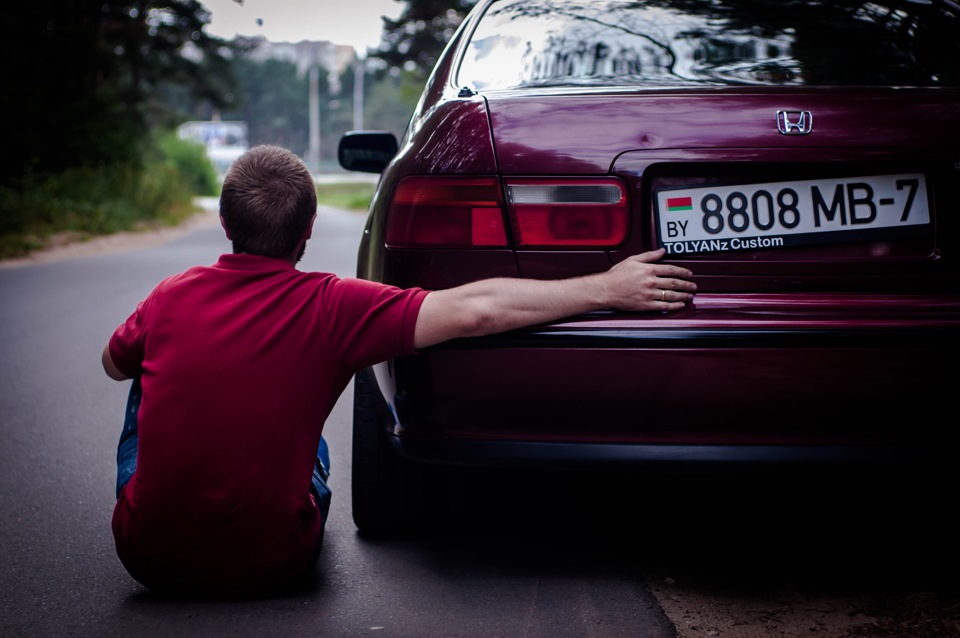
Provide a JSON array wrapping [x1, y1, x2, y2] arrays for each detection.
[[485, 89, 960, 291]]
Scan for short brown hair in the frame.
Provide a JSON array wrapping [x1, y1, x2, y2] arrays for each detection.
[[219, 145, 317, 259]]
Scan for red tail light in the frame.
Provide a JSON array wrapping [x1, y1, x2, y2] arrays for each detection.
[[385, 176, 628, 249], [386, 176, 508, 248], [506, 179, 628, 248]]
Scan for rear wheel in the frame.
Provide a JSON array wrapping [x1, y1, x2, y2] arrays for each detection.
[[351, 367, 420, 535]]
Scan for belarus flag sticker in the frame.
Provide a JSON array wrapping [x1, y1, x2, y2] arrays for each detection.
[[666, 196, 693, 212]]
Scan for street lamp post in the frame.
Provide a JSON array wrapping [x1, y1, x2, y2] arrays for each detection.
[[353, 57, 364, 131], [307, 64, 321, 173]]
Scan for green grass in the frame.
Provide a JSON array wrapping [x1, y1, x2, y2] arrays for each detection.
[[0, 163, 197, 261], [0, 132, 217, 261], [0, 170, 376, 261], [315, 181, 375, 213]]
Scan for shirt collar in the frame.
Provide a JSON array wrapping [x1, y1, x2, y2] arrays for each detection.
[[214, 253, 296, 272]]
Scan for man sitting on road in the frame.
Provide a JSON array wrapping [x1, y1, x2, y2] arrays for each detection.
[[101, 144, 697, 596]]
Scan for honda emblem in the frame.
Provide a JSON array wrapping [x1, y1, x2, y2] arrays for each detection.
[[777, 110, 813, 135]]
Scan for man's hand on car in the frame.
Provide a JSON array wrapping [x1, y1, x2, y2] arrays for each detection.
[[600, 248, 696, 312]]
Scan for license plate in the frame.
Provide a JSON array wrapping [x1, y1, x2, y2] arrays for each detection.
[[655, 173, 930, 255]]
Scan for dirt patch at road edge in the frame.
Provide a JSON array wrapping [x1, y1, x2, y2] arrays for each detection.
[[0, 198, 220, 269]]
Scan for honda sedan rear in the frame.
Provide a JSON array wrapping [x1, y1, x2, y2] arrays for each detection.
[[339, 0, 960, 532]]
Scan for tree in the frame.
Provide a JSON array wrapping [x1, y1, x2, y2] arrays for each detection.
[[220, 54, 358, 165], [372, 0, 479, 80], [362, 67, 428, 136], [2, 1, 240, 182], [221, 57, 311, 157]]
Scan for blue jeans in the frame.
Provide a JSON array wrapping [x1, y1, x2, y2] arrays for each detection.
[[115, 378, 332, 525]]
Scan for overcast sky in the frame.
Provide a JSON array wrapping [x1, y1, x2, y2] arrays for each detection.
[[200, 0, 405, 55]]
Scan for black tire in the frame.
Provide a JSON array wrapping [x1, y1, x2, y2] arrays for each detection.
[[351, 367, 419, 535]]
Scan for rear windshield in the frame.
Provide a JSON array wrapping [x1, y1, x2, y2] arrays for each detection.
[[457, 0, 960, 90]]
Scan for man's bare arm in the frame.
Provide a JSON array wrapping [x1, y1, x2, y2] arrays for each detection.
[[414, 248, 696, 349], [101, 345, 131, 381]]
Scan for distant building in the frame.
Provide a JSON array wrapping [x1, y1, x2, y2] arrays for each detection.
[[238, 36, 356, 93]]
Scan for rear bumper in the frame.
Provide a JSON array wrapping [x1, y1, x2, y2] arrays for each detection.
[[380, 293, 960, 470], [389, 437, 942, 471]]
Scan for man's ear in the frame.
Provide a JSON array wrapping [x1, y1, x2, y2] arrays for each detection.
[[304, 213, 317, 240], [220, 215, 234, 240]]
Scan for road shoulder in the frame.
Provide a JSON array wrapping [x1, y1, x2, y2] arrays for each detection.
[[0, 198, 220, 269]]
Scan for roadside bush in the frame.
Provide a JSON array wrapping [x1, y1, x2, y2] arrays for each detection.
[[154, 131, 219, 197], [0, 129, 217, 260]]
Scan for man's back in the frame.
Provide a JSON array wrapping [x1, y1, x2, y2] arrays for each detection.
[[108, 253, 427, 592]]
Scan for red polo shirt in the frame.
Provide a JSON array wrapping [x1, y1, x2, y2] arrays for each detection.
[[108, 253, 428, 593]]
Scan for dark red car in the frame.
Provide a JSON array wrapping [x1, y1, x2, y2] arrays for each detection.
[[339, 0, 960, 532]]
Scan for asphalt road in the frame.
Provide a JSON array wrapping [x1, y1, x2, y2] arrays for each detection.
[[0, 205, 675, 638], [3, 202, 957, 638]]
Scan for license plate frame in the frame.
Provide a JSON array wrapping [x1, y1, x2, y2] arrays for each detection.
[[654, 173, 931, 255]]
